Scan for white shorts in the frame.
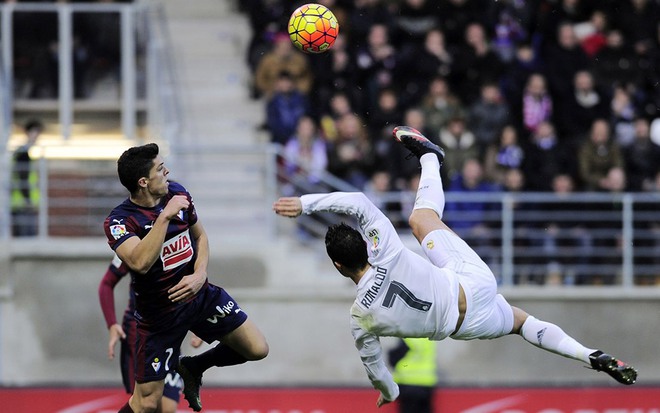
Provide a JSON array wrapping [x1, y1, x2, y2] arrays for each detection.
[[421, 229, 514, 340]]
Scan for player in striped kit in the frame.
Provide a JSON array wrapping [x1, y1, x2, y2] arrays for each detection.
[[105, 143, 268, 413], [273, 126, 637, 407], [98, 255, 191, 413]]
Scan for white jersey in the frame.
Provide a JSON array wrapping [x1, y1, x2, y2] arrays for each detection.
[[301, 192, 461, 401]]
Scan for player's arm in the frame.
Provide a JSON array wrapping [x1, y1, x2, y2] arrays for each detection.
[[350, 315, 400, 406], [115, 194, 190, 274], [168, 220, 209, 302], [274, 192, 404, 261], [98, 258, 128, 359]]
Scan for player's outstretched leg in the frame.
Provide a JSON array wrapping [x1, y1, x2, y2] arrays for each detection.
[[589, 350, 638, 385], [177, 356, 203, 412], [393, 126, 448, 239], [519, 314, 637, 385], [392, 125, 445, 163]]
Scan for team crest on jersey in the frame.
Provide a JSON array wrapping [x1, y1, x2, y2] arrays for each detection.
[[151, 357, 161, 373], [110, 224, 127, 239], [161, 229, 194, 271]]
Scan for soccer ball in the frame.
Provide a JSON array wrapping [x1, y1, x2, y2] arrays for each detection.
[[288, 3, 339, 54]]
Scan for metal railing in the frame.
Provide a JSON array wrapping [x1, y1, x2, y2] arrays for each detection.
[[0, 0, 181, 142], [274, 146, 660, 287], [4, 143, 660, 288]]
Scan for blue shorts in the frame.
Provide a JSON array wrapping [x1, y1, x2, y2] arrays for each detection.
[[121, 314, 182, 401], [135, 284, 248, 383]]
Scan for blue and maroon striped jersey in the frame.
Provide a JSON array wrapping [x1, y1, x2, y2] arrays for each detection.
[[103, 181, 207, 326]]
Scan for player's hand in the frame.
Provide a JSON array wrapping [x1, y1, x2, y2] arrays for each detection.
[[161, 195, 189, 221], [376, 394, 392, 408], [190, 334, 204, 348], [108, 324, 126, 360], [168, 271, 206, 302], [273, 197, 302, 218]]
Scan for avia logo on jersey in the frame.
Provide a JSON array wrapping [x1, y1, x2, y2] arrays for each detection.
[[206, 302, 242, 324], [161, 229, 194, 271]]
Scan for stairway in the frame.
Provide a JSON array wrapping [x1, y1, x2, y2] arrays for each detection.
[[157, 1, 343, 285], [160, 0, 270, 239]]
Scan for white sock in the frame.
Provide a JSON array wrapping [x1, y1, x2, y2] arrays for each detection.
[[520, 316, 597, 364], [413, 153, 445, 218]]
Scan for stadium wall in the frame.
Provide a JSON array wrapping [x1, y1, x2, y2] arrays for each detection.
[[1, 239, 658, 388]]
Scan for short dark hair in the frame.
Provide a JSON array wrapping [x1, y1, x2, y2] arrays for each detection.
[[325, 222, 369, 272], [117, 143, 159, 195]]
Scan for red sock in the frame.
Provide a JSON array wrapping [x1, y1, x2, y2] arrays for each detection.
[[118, 402, 134, 413]]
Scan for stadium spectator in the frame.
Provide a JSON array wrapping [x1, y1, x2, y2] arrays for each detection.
[[444, 158, 500, 265], [273, 126, 637, 406], [308, 33, 359, 117], [501, 43, 543, 128], [623, 117, 660, 192], [388, 338, 438, 413], [243, 0, 288, 77], [319, 91, 355, 142], [592, 29, 643, 89], [367, 87, 404, 143], [419, 76, 464, 140], [635, 169, 660, 285], [346, 0, 393, 52], [391, 0, 439, 51], [499, 167, 538, 284], [522, 121, 575, 192], [105, 143, 268, 413], [556, 70, 611, 143], [450, 22, 505, 105], [616, 0, 660, 54], [254, 32, 313, 99], [577, 119, 624, 191], [396, 28, 454, 106], [483, 125, 524, 186], [490, 4, 528, 63], [574, 9, 609, 57], [436, 0, 482, 46], [521, 73, 553, 136], [11, 118, 43, 237], [538, 173, 593, 286], [364, 169, 404, 228], [280, 115, 329, 196], [538, 0, 592, 53], [388, 107, 432, 190], [354, 23, 398, 114], [610, 84, 638, 148], [468, 82, 510, 154], [326, 113, 375, 189], [265, 71, 310, 145], [583, 166, 627, 285], [542, 22, 590, 121], [637, 22, 660, 119], [438, 115, 479, 184]]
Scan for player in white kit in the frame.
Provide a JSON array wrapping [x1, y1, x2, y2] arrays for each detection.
[[273, 126, 637, 407]]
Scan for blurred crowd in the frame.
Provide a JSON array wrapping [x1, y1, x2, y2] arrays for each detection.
[[239, 0, 660, 286], [240, 0, 660, 195]]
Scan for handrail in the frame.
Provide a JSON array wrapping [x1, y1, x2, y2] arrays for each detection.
[[0, 1, 163, 141]]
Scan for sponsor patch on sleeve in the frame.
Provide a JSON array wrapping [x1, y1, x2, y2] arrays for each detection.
[[110, 224, 128, 239]]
